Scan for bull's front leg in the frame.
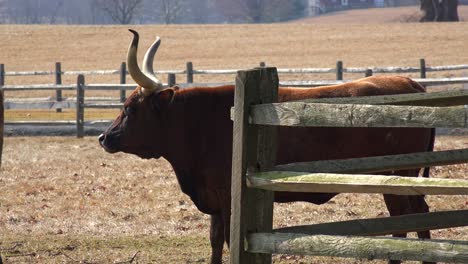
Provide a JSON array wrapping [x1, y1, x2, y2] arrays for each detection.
[[209, 214, 225, 264]]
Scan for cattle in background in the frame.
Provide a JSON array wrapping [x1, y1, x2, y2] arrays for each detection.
[[99, 30, 435, 264]]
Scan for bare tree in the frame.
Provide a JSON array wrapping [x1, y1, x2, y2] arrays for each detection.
[[213, 0, 297, 23], [0, 0, 69, 24], [160, 0, 186, 24], [187, 0, 213, 23], [420, 0, 459, 22], [94, 0, 144, 24], [142, 0, 189, 24]]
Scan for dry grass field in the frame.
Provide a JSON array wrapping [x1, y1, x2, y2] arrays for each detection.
[[1, 136, 467, 263], [1, 6, 468, 263]]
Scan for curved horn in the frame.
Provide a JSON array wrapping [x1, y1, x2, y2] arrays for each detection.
[[142, 36, 162, 84], [127, 29, 162, 95]]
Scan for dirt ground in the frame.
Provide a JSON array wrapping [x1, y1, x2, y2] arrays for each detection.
[[1, 6, 468, 264], [0, 136, 467, 263]]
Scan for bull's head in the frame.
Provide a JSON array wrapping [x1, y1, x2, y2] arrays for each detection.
[[99, 30, 176, 159]]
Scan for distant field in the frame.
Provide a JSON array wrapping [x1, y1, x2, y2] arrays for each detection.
[[1, 11, 468, 263], [1, 20, 467, 122], [1, 21, 468, 88]]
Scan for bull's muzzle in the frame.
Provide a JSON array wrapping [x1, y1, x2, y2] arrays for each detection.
[[98, 133, 119, 153]]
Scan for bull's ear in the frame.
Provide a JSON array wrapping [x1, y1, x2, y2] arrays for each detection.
[[152, 88, 175, 111]]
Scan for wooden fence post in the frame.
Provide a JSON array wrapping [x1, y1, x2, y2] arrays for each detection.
[[420, 58, 427, 78], [186, 61, 193, 83], [55, 62, 63, 113], [365, 69, 373, 77], [336, 61, 343, 80], [168, 73, 176, 87], [120, 62, 126, 103], [0, 64, 5, 86], [76, 74, 85, 138], [230, 67, 279, 264], [0, 64, 4, 168]]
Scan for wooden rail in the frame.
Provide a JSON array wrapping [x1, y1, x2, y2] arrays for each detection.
[[247, 233, 468, 263], [250, 102, 468, 128], [274, 209, 468, 236], [248, 172, 468, 195], [273, 148, 468, 174], [2, 77, 467, 92], [2, 60, 468, 84], [230, 66, 468, 264]]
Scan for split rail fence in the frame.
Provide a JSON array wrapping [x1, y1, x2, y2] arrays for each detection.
[[230, 67, 468, 263], [1, 60, 468, 137]]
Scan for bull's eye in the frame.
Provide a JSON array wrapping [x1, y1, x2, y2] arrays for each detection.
[[124, 106, 135, 116]]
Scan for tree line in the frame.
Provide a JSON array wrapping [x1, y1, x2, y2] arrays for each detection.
[[0, 0, 307, 24]]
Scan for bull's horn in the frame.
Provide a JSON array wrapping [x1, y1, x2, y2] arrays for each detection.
[[142, 36, 162, 86], [127, 29, 163, 95]]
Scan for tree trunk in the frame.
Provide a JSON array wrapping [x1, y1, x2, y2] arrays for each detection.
[[420, 0, 459, 22]]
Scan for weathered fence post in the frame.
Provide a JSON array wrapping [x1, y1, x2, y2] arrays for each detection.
[[420, 58, 427, 78], [76, 74, 85, 138], [336, 61, 343, 80], [120, 62, 126, 103], [365, 69, 373, 77], [230, 67, 279, 264], [186, 62, 194, 83], [0, 64, 5, 86], [0, 64, 4, 168], [168, 73, 176, 87], [55, 62, 63, 113], [420, 59, 427, 90]]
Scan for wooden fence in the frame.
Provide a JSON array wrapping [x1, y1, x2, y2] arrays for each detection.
[[1, 60, 468, 137], [230, 67, 468, 263]]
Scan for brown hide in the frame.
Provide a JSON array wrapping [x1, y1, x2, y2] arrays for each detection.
[[100, 75, 433, 214]]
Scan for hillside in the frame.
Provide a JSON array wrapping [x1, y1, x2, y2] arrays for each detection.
[[296, 5, 468, 23]]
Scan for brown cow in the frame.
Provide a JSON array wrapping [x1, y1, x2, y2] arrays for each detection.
[[99, 30, 435, 264]]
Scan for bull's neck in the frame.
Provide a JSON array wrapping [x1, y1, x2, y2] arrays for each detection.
[[161, 87, 235, 198], [163, 86, 234, 172]]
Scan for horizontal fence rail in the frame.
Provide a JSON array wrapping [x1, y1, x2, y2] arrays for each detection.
[[4, 120, 112, 126], [247, 233, 468, 263], [274, 209, 468, 236], [248, 172, 468, 195], [273, 148, 468, 174], [2, 77, 467, 92], [2, 61, 468, 78], [4, 69, 186, 76], [250, 103, 468, 128]]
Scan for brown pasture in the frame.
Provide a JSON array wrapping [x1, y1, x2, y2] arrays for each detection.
[[1, 7, 468, 263]]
